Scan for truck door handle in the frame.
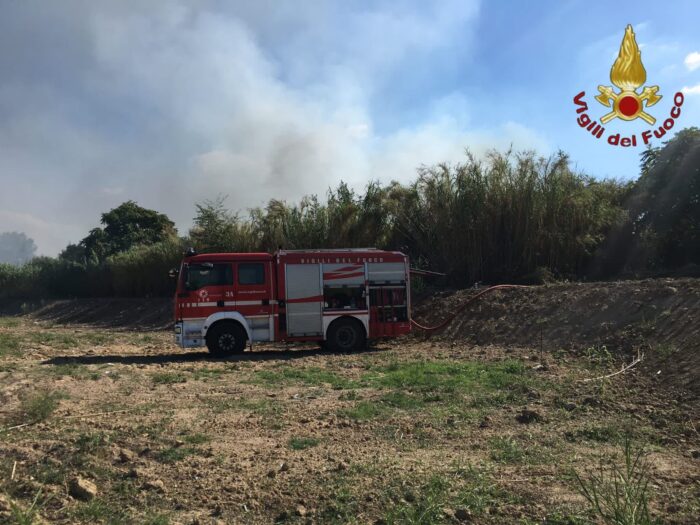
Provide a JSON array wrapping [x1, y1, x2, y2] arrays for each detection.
[[262, 299, 269, 306]]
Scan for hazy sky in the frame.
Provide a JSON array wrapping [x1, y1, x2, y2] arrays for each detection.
[[1, 0, 699, 255]]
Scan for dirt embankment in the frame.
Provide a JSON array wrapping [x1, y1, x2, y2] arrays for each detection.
[[22, 298, 173, 330], [413, 278, 700, 397]]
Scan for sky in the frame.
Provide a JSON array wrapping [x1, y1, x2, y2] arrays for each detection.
[[1, 0, 699, 256]]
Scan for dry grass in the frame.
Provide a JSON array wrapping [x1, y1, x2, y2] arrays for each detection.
[[0, 318, 697, 524]]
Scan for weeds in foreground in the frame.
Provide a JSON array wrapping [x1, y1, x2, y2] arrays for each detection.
[[9, 489, 48, 525], [574, 436, 657, 525], [489, 436, 527, 464], [381, 464, 518, 524], [15, 390, 66, 424], [71, 498, 129, 523]]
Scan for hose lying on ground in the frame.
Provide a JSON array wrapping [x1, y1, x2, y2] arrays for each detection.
[[410, 284, 531, 333]]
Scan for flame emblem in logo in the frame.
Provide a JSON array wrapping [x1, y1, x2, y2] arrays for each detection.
[[595, 25, 661, 124]]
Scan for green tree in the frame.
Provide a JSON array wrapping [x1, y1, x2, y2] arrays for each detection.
[[630, 127, 700, 270], [75, 201, 177, 263], [591, 127, 700, 277]]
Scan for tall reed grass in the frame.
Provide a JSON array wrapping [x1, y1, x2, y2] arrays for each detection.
[[0, 150, 629, 298]]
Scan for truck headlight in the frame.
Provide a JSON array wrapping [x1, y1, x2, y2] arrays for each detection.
[[174, 325, 182, 334]]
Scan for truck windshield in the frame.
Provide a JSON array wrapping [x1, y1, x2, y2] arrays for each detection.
[[184, 263, 233, 290]]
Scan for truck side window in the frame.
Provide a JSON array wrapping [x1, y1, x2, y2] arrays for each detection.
[[185, 263, 233, 290], [238, 263, 265, 285]]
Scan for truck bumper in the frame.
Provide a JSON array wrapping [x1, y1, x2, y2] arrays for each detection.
[[174, 322, 205, 348]]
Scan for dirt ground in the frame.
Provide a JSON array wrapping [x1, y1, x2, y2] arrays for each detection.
[[1, 279, 699, 524]]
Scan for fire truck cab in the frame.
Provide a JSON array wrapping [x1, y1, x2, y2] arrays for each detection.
[[174, 249, 411, 355]]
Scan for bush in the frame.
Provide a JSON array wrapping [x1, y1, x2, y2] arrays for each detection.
[[108, 236, 184, 296]]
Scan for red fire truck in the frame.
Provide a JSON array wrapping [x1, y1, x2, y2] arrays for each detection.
[[174, 249, 411, 355]]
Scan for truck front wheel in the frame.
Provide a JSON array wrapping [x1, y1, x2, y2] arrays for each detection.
[[326, 318, 366, 353], [206, 322, 247, 356]]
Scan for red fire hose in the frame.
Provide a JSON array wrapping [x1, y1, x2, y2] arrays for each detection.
[[410, 284, 530, 333]]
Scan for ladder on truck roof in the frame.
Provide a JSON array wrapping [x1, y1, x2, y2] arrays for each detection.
[[277, 248, 381, 253]]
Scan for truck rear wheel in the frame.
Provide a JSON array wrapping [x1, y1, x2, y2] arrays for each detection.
[[326, 318, 366, 353], [206, 322, 247, 356]]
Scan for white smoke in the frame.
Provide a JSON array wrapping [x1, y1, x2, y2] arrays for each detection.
[[0, 0, 549, 255]]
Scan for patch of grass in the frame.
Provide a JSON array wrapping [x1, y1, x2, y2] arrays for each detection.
[[568, 424, 623, 444], [254, 366, 356, 389], [0, 332, 22, 357], [151, 372, 187, 385], [72, 498, 130, 524], [364, 359, 530, 396], [339, 400, 386, 421], [180, 432, 210, 445], [27, 331, 81, 349], [243, 398, 287, 429], [156, 446, 196, 463], [15, 390, 67, 424], [75, 431, 112, 454], [80, 332, 115, 346], [133, 418, 170, 440], [46, 363, 101, 380], [238, 397, 276, 412], [316, 474, 360, 524], [0, 362, 19, 373], [288, 436, 320, 450], [381, 465, 519, 524], [336, 360, 534, 421], [379, 391, 427, 410], [489, 436, 527, 464], [452, 463, 518, 516], [539, 510, 590, 524], [112, 478, 139, 498], [338, 390, 360, 401], [384, 475, 449, 524], [0, 317, 22, 328], [142, 513, 170, 525], [654, 343, 678, 359], [574, 436, 657, 525], [210, 398, 287, 429], [29, 458, 67, 485], [468, 390, 520, 408], [583, 345, 615, 367], [190, 367, 227, 381], [206, 397, 239, 413]]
